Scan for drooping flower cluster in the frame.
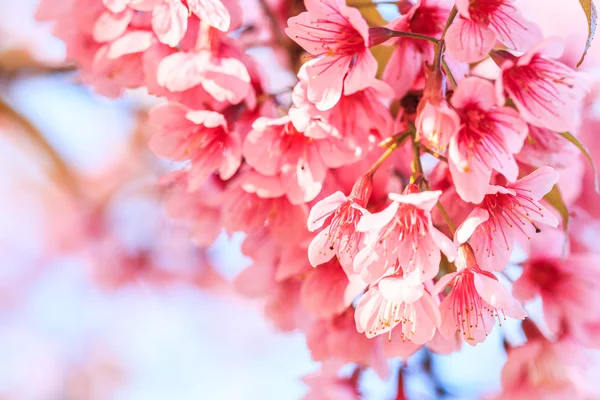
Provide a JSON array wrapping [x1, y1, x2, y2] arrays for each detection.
[[37, 0, 600, 397]]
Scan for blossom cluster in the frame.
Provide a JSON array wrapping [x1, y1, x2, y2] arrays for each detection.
[[37, 0, 600, 397]]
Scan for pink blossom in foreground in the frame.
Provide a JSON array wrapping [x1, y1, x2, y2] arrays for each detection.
[[455, 166, 559, 272], [449, 77, 528, 203], [435, 243, 526, 345], [496, 41, 587, 133], [148, 103, 242, 191], [446, 0, 542, 63], [354, 272, 440, 343], [285, 0, 377, 110], [354, 185, 456, 283], [513, 228, 600, 346], [307, 175, 372, 271]]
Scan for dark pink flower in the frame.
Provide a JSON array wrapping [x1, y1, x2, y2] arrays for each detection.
[[446, 0, 542, 63], [148, 102, 242, 190], [455, 166, 559, 272], [449, 77, 528, 203], [496, 40, 588, 132], [285, 0, 377, 110], [513, 228, 600, 346]]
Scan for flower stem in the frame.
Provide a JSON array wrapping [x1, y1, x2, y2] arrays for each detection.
[[420, 144, 448, 163], [388, 30, 439, 44], [436, 201, 456, 235], [441, 6, 458, 39], [441, 58, 457, 89], [368, 131, 412, 177]]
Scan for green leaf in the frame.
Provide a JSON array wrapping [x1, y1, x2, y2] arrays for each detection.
[[544, 184, 569, 231], [577, 0, 598, 67], [558, 131, 599, 193]]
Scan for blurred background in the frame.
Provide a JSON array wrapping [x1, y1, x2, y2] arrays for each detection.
[[0, 0, 599, 399]]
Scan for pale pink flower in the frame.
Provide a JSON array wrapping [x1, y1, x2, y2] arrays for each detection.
[[446, 0, 542, 63], [161, 171, 224, 248], [516, 124, 580, 169], [307, 175, 372, 271], [435, 243, 526, 345], [148, 103, 242, 191], [285, 0, 377, 110], [354, 273, 440, 343], [156, 50, 252, 106], [496, 337, 590, 399], [293, 65, 394, 159], [496, 40, 588, 133], [513, 228, 600, 346], [300, 259, 367, 318], [306, 310, 388, 378], [354, 185, 456, 283], [448, 77, 528, 203], [302, 362, 359, 400], [455, 166, 559, 272], [382, 0, 451, 98], [104, 0, 234, 46]]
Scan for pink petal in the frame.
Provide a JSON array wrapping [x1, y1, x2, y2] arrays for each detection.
[[306, 56, 351, 111], [388, 190, 442, 211], [152, 2, 188, 47], [356, 201, 399, 232], [188, 0, 231, 32], [454, 208, 489, 245], [489, 3, 542, 52], [510, 166, 559, 200], [93, 9, 133, 43], [107, 30, 154, 59], [430, 226, 457, 262], [343, 50, 377, 95], [307, 191, 348, 232], [451, 76, 496, 110], [307, 227, 337, 267], [383, 40, 423, 99], [446, 18, 496, 63], [473, 273, 527, 320]]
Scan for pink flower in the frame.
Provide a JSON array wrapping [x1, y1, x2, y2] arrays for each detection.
[[307, 175, 372, 271], [455, 166, 559, 272], [382, 0, 451, 98], [161, 171, 224, 248], [435, 243, 526, 345], [104, 0, 234, 46], [148, 102, 242, 191], [301, 363, 359, 400], [496, 41, 588, 133], [446, 0, 542, 63], [285, 0, 377, 110], [157, 50, 252, 106], [497, 337, 589, 399], [415, 70, 461, 152], [517, 124, 580, 169], [293, 65, 394, 159], [244, 114, 356, 204], [306, 310, 388, 378], [513, 228, 600, 346], [354, 185, 456, 283], [354, 273, 440, 344], [300, 259, 367, 319], [448, 77, 528, 203]]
